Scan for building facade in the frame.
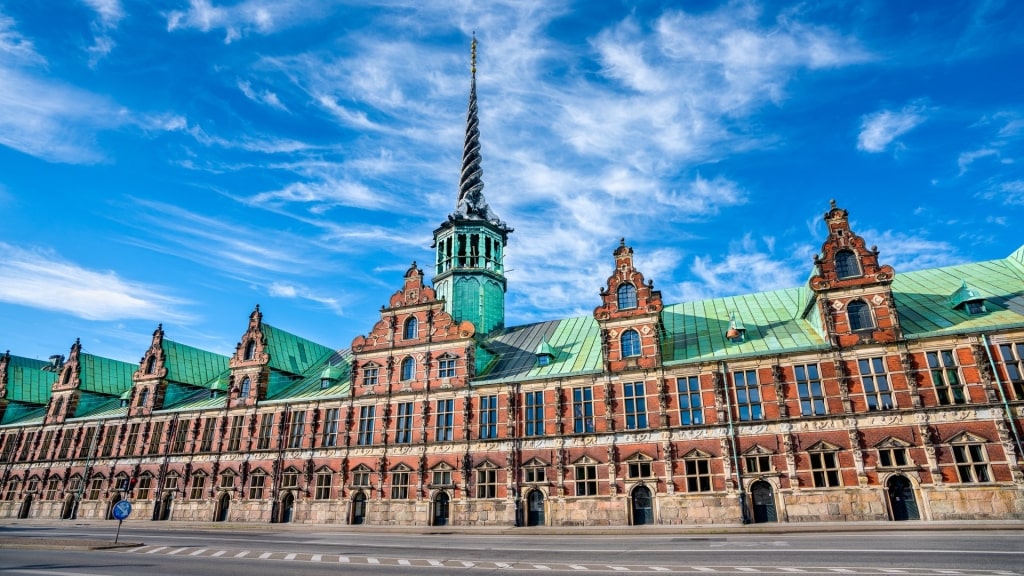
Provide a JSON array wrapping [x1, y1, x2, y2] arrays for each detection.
[[1, 45, 1023, 527]]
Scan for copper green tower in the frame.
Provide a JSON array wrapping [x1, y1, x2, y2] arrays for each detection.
[[432, 37, 512, 336]]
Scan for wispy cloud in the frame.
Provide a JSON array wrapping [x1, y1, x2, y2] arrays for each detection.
[[238, 78, 287, 111], [674, 234, 812, 302], [857, 104, 928, 153], [0, 243, 191, 322], [859, 229, 963, 272], [81, 0, 124, 66], [269, 282, 343, 315], [167, 0, 329, 44]]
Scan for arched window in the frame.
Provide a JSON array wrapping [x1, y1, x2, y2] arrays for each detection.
[[847, 300, 873, 332], [621, 329, 641, 358], [835, 250, 860, 279], [243, 339, 256, 361], [403, 317, 418, 340], [145, 356, 156, 374], [138, 388, 150, 407], [617, 284, 638, 310], [240, 376, 251, 398], [400, 357, 415, 381]]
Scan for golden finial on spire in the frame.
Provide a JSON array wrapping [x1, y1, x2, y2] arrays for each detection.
[[471, 33, 477, 75]]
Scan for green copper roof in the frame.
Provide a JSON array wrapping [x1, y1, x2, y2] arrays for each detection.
[[1008, 244, 1024, 269], [79, 354, 135, 396], [893, 257, 1024, 338], [476, 316, 603, 384], [4, 355, 55, 405], [163, 339, 229, 386], [662, 286, 828, 364], [262, 324, 334, 376]]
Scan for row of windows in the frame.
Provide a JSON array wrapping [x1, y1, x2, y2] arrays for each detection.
[[3, 440, 993, 504], [361, 356, 457, 386]]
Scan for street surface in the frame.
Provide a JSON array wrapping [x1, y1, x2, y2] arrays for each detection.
[[0, 522, 1021, 575]]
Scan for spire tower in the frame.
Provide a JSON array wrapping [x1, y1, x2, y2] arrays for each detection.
[[432, 36, 512, 336]]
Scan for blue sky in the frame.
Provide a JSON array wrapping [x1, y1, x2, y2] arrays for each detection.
[[1, 1, 1022, 363]]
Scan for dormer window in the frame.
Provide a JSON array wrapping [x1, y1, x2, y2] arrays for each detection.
[[240, 376, 251, 398], [835, 250, 860, 279], [244, 339, 256, 361], [725, 312, 746, 344], [138, 388, 150, 407], [621, 329, 641, 358], [617, 284, 638, 310], [535, 340, 556, 367], [847, 300, 874, 332], [403, 317, 418, 340], [948, 280, 986, 316]]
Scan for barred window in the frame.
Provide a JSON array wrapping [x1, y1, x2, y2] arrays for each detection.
[[575, 465, 598, 496], [796, 364, 826, 416], [623, 382, 648, 430], [859, 357, 894, 410], [953, 443, 990, 483], [573, 387, 595, 433], [435, 399, 454, 442], [677, 376, 703, 425], [809, 451, 841, 488], [248, 474, 266, 499], [927, 350, 966, 405], [733, 369, 763, 421], [357, 406, 376, 445], [479, 395, 498, 439], [685, 458, 712, 492], [525, 391, 544, 436], [476, 468, 497, 498], [390, 471, 409, 499], [395, 402, 414, 444]]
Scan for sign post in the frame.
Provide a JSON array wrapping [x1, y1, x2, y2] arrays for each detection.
[[111, 500, 132, 544]]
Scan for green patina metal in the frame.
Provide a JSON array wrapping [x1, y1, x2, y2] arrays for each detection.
[[78, 354, 135, 397], [162, 339, 229, 386], [262, 324, 335, 376], [3, 356, 55, 405]]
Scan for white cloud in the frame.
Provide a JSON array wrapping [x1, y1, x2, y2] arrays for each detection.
[[269, 282, 343, 315], [167, 0, 326, 44], [238, 79, 288, 111], [859, 229, 963, 272], [674, 234, 810, 302], [857, 105, 928, 153], [0, 243, 191, 322], [81, 0, 124, 66], [958, 148, 998, 175]]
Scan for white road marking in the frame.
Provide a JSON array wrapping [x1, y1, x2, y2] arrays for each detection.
[[189, 548, 207, 556], [234, 550, 249, 558], [212, 550, 226, 557], [284, 553, 296, 560], [311, 554, 321, 562], [569, 565, 589, 570], [145, 546, 167, 554], [166, 547, 189, 555], [258, 552, 272, 559], [534, 565, 552, 570], [338, 556, 350, 563]]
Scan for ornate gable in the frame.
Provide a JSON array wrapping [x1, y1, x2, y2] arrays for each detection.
[[131, 324, 167, 417], [594, 240, 664, 372], [229, 305, 270, 405], [594, 239, 664, 320]]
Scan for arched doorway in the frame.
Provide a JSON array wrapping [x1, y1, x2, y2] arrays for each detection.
[[630, 485, 653, 525], [214, 492, 230, 522], [526, 490, 545, 526], [432, 492, 450, 526], [61, 495, 76, 520], [750, 481, 777, 523], [351, 492, 366, 525], [17, 495, 33, 519], [106, 494, 121, 520], [887, 476, 920, 521], [279, 492, 294, 523]]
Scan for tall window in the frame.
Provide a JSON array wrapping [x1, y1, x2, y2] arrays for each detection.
[[435, 399, 454, 441], [390, 470, 409, 499], [847, 300, 873, 332], [733, 369, 763, 421], [685, 457, 712, 492], [395, 402, 413, 444], [239, 376, 251, 398], [257, 413, 274, 450], [835, 249, 859, 279], [145, 356, 156, 374], [438, 357, 456, 379], [809, 450, 841, 487], [322, 408, 340, 447], [357, 406, 376, 445], [227, 415, 244, 451], [125, 423, 140, 456], [623, 382, 647, 430], [315, 472, 332, 500], [403, 317, 418, 340], [248, 474, 266, 499], [524, 391, 544, 436], [138, 388, 150, 407], [998, 342, 1024, 399], [148, 416, 163, 453], [78, 427, 96, 458], [137, 476, 153, 499], [400, 357, 415, 381], [952, 443, 991, 483], [796, 364, 826, 416], [362, 366, 379, 387], [621, 329, 641, 357], [190, 474, 207, 500], [479, 395, 498, 439], [288, 411, 306, 449], [927, 350, 965, 405], [575, 464, 598, 496], [172, 420, 190, 453], [244, 339, 256, 361], [859, 357, 894, 410], [573, 387, 595, 433], [57, 431, 73, 459], [476, 467, 497, 498], [617, 283, 638, 309], [200, 418, 216, 452], [677, 376, 703, 425]]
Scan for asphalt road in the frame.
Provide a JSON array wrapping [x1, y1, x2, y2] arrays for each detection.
[[1, 523, 1021, 575]]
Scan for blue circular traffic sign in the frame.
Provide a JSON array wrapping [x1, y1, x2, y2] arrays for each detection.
[[112, 500, 132, 520]]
